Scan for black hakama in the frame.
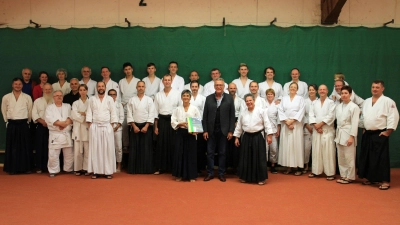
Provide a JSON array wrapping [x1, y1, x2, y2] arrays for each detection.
[[226, 137, 239, 170], [128, 123, 154, 174], [358, 129, 391, 182], [35, 123, 49, 171], [172, 128, 198, 180], [237, 131, 268, 183], [196, 133, 207, 171], [4, 119, 32, 174], [154, 115, 175, 172]]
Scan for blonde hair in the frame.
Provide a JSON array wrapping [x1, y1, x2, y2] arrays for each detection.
[[265, 88, 275, 96], [334, 73, 345, 81]]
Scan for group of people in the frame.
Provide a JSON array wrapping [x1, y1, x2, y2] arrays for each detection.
[[1, 62, 398, 190]]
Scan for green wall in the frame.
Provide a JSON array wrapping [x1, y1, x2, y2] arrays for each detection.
[[0, 25, 399, 166]]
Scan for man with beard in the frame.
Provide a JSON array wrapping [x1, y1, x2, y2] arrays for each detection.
[[45, 90, 74, 177], [86, 81, 118, 179], [32, 83, 53, 173], [2, 78, 33, 174], [189, 80, 207, 172], [63, 78, 81, 106], [226, 83, 244, 173]]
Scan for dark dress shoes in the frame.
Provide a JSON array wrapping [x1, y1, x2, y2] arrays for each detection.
[[204, 175, 214, 181], [218, 175, 226, 182]]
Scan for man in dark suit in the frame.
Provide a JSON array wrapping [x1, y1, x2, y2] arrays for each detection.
[[202, 75, 235, 182]]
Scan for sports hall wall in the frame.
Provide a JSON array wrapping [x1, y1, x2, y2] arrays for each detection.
[[1, 0, 399, 166]]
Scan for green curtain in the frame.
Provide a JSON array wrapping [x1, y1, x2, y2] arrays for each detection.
[[0, 25, 399, 166]]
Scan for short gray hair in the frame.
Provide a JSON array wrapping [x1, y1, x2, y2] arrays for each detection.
[[56, 68, 68, 78], [244, 93, 254, 101], [53, 90, 63, 96]]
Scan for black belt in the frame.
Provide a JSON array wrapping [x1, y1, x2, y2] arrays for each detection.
[[365, 129, 386, 135], [158, 114, 171, 119], [244, 130, 263, 136], [8, 119, 28, 124]]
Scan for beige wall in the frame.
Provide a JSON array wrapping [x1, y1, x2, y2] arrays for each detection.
[[0, 0, 399, 28]]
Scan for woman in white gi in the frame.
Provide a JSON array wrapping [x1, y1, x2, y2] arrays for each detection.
[[108, 89, 124, 173], [259, 67, 283, 102], [234, 93, 273, 185], [52, 68, 71, 96], [265, 88, 280, 174], [335, 85, 360, 184], [278, 82, 305, 176], [171, 90, 201, 182], [302, 84, 318, 173], [71, 84, 90, 176]]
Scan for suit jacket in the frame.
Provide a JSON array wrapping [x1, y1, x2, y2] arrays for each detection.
[[202, 93, 235, 136]]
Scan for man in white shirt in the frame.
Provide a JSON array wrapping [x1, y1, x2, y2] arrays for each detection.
[[101, 67, 120, 102], [189, 80, 207, 172], [159, 61, 185, 92], [241, 81, 266, 109], [142, 63, 161, 100], [32, 83, 53, 173], [308, 84, 336, 180], [203, 68, 228, 97], [184, 70, 204, 96], [45, 90, 74, 177], [358, 80, 399, 190], [331, 80, 364, 108], [79, 66, 97, 97], [119, 62, 141, 153], [108, 89, 124, 173], [1, 78, 33, 174], [154, 74, 181, 174], [231, 63, 252, 99], [127, 81, 156, 174], [226, 82, 244, 173], [283, 68, 308, 98], [86, 81, 119, 179]]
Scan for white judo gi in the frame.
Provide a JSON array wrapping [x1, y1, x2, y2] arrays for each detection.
[[335, 101, 360, 180], [45, 103, 74, 174], [265, 101, 279, 163], [309, 98, 336, 176], [303, 97, 318, 164], [277, 95, 305, 168], [86, 95, 119, 175], [71, 99, 89, 171]]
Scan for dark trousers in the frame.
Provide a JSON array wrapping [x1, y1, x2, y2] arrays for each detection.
[[207, 130, 227, 176]]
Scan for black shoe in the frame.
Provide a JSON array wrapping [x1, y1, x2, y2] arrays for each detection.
[[271, 166, 278, 174], [204, 175, 214, 181], [218, 175, 226, 182]]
